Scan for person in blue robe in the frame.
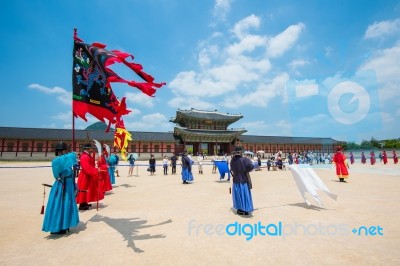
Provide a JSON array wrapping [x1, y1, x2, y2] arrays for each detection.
[[42, 142, 79, 234], [181, 151, 194, 184], [229, 146, 255, 216], [108, 153, 118, 184]]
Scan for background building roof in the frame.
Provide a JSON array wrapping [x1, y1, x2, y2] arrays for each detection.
[[170, 108, 243, 124], [0, 126, 339, 145]]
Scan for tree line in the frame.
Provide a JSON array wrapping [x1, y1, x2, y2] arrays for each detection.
[[342, 137, 400, 150]]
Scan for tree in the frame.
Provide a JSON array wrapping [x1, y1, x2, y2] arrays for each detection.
[[370, 137, 381, 149]]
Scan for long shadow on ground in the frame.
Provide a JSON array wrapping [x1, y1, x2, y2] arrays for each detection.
[[88, 214, 172, 253]]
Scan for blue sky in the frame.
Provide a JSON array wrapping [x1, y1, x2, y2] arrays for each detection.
[[1, 0, 399, 143]]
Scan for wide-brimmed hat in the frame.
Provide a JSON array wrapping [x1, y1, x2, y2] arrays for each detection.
[[83, 143, 93, 149], [55, 142, 68, 151], [233, 146, 244, 154]]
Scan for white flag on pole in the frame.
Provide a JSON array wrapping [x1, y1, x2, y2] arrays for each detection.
[[290, 164, 337, 207]]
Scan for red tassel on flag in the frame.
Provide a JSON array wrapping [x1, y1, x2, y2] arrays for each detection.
[[40, 185, 46, 214]]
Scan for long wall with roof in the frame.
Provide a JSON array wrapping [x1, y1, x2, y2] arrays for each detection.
[[0, 126, 339, 161]]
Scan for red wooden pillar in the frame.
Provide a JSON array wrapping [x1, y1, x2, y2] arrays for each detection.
[[45, 140, 49, 157], [15, 139, 20, 157], [30, 139, 35, 157], [1, 138, 4, 157]]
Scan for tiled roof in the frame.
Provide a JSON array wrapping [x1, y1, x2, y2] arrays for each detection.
[[174, 127, 247, 136], [171, 108, 243, 122], [0, 126, 340, 144]]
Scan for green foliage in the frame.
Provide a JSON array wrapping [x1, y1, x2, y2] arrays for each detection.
[[344, 137, 400, 150], [383, 138, 400, 148]]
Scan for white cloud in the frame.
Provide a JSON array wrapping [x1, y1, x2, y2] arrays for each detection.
[[168, 96, 215, 110], [364, 18, 400, 39], [51, 111, 72, 122], [124, 112, 171, 131], [267, 23, 305, 58], [28, 84, 70, 105], [241, 119, 291, 136], [169, 15, 304, 111], [325, 47, 333, 57], [125, 92, 154, 108], [222, 73, 289, 108], [168, 71, 235, 97], [290, 113, 335, 138], [231, 14, 261, 40], [213, 0, 232, 21], [289, 59, 310, 69], [295, 84, 319, 98], [359, 43, 400, 101]]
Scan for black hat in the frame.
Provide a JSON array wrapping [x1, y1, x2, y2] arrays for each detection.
[[233, 146, 244, 153], [55, 142, 68, 151], [83, 143, 93, 149]]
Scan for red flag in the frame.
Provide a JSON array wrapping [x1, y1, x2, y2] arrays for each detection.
[[72, 30, 165, 129]]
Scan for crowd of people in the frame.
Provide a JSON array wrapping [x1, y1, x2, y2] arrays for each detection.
[[42, 142, 120, 235], [42, 142, 399, 235], [355, 150, 398, 165]]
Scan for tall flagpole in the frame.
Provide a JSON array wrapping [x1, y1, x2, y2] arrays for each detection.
[[72, 112, 75, 151], [72, 28, 77, 152]]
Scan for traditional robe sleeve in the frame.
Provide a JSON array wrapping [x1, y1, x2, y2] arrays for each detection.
[[52, 153, 77, 179], [81, 154, 99, 176]]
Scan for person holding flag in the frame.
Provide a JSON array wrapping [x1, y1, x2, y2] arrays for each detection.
[[76, 143, 103, 210], [42, 142, 79, 234], [98, 145, 112, 192]]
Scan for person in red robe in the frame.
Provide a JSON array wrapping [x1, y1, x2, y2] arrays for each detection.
[[370, 151, 376, 165], [98, 146, 112, 193], [332, 146, 349, 182], [382, 151, 388, 164], [393, 151, 398, 164], [76, 143, 104, 210]]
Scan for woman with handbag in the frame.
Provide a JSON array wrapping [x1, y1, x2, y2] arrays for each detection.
[[230, 146, 255, 216]]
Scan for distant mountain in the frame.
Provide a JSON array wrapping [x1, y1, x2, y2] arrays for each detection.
[[85, 122, 114, 131]]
